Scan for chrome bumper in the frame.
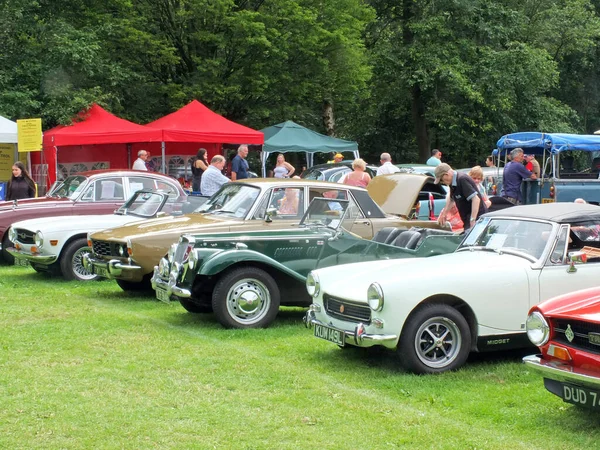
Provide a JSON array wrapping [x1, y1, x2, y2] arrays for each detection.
[[303, 309, 398, 349], [6, 247, 58, 264], [150, 266, 191, 298], [82, 254, 142, 278], [523, 354, 600, 389]]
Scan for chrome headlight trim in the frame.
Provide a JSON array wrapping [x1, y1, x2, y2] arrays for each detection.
[[8, 227, 17, 243], [188, 249, 198, 270], [34, 231, 44, 248], [306, 271, 320, 298], [167, 243, 177, 263], [526, 311, 550, 347], [367, 282, 384, 311]]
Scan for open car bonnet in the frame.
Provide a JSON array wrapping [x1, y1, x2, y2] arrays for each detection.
[[367, 172, 438, 217]]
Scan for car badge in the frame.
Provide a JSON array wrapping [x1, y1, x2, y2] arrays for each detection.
[[565, 324, 575, 343], [339, 305, 345, 314], [589, 332, 600, 346], [18, 233, 27, 240]]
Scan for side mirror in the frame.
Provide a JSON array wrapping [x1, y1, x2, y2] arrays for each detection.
[[265, 207, 278, 223], [567, 251, 588, 273]]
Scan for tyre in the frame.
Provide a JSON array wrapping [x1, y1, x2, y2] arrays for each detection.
[[179, 298, 213, 314], [398, 304, 471, 374], [1, 233, 14, 265], [211, 267, 280, 329], [116, 275, 153, 292], [60, 238, 99, 281]]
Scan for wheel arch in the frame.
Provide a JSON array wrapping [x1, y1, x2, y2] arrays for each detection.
[[409, 294, 478, 352], [57, 232, 89, 259]]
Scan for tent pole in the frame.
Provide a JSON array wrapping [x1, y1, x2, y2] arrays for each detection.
[[261, 151, 268, 177], [161, 142, 166, 174]]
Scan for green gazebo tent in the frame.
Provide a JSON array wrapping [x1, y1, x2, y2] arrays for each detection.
[[259, 121, 359, 177]]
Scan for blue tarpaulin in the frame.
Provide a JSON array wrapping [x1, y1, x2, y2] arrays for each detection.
[[495, 132, 600, 156]]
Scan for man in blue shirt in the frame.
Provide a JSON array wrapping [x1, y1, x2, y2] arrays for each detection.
[[502, 148, 537, 205], [426, 149, 442, 166], [231, 145, 249, 181]]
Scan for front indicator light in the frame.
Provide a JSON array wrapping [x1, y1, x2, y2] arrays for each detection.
[[547, 344, 572, 361]]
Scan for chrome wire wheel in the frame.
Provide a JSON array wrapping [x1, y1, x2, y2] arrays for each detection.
[[72, 246, 98, 281], [413, 316, 462, 370], [225, 277, 271, 325]]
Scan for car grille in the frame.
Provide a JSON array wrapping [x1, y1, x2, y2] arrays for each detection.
[[13, 228, 35, 245], [553, 318, 600, 355], [91, 240, 125, 258], [324, 294, 371, 324]]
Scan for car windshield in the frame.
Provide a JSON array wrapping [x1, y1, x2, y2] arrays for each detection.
[[300, 198, 350, 230], [116, 191, 168, 218], [48, 175, 88, 199], [458, 217, 553, 260], [195, 184, 260, 219], [301, 168, 326, 181]]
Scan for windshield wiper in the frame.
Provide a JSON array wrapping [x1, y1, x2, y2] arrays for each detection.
[[211, 209, 237, 215]]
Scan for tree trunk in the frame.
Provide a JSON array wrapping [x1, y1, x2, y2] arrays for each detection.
[[322, 99, 335, 137], [411, 84, 430, 163]]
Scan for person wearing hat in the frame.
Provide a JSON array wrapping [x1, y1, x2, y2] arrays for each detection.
[[435, 163, 487, 231], [328, 153, 344, 164]]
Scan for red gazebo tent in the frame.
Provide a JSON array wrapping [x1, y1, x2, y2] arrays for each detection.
[[146, 100, 264, 173], [39, 104, 162, 186]]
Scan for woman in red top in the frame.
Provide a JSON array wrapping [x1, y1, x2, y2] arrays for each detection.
[[343, 158, 371, 187]]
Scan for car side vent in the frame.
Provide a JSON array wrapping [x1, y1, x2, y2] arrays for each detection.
[[273, 247, 304, 259]]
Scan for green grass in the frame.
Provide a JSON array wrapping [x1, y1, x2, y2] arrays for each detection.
[[1, 265, 599, 449]]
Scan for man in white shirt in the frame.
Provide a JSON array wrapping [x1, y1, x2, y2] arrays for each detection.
[[132, 150, 149, 171], [201, 155, 230, 197], [376, 153, 400, 176]]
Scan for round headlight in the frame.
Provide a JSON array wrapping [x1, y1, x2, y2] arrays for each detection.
[[34, 231, 44, 248], [188, 249, 198, 270], [526, 311, 550, 346], [8, 227, 17, 243], [306, 271, 320, 298], [367, 282, 384, 311], [118, 245, 125, 257]]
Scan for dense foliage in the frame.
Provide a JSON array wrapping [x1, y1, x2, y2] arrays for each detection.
[[1, 0, 600, 166]]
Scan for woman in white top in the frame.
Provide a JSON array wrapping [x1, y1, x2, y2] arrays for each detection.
[[273, 154, 295, 178]]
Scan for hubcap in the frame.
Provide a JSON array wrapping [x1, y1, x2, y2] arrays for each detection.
[[73, 247, 98, 281], [414, 316, 461, 369], [226, 278, 271, 325]]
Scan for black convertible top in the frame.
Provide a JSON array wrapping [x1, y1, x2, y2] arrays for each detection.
[[483, 202, 600, 224]]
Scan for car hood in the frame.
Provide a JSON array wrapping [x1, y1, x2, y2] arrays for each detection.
[[90, 213, 231, 241], [11, 214, 142, 234], [367, 173, 433, 217], [313, 250, 532, 303], [536, 287, 600, 322], [0, 197, 71, 212]]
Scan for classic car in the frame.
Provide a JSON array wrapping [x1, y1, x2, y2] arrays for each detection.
[[151, 198, 461, 329], [304, 203, 600, 374], [300, 162, 378, 183], [0, 170, 185, 264], [523, 286, 600, 408], [85, 174, 450, 293], [5, 189, 193, 281]]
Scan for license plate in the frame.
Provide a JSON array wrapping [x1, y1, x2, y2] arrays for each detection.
[[545, 379, 600, 408], [155, 286, 170, 303], [14, 257, 30, 267], [93, 266, 108, 277], [542, 198, 555, 204], [314, 323, 345, 346]]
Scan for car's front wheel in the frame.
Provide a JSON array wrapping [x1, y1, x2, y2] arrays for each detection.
[[60, 238, 99, 281], [398, 304, 471, 374], [211, 267, 280, 329]]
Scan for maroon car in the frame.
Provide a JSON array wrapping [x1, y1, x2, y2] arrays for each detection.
[[0, 170, 186, 263]]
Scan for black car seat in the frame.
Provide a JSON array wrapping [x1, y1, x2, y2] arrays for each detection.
[[392, 230, 422, 249], [372, 227, 396, 243]]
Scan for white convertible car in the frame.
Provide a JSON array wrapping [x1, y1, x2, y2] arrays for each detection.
[[6, 190, 191, 281], [304, 203, 600, 374]]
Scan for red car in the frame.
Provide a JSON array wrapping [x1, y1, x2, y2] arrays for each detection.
[[524, 286, 600, 409], [0, 170, 186, 263]]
